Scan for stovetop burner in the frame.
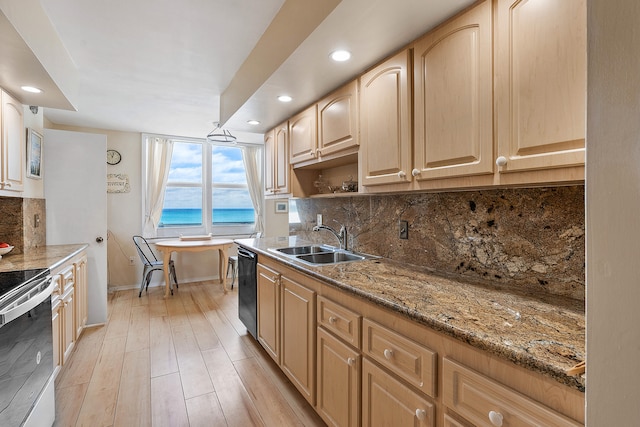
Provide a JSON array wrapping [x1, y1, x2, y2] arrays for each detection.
[[0, 268, 49, 298]]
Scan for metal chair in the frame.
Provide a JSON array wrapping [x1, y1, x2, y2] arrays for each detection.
[[133, 235, 178, 297]]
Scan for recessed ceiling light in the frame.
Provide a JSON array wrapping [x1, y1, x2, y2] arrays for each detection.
[[278, 95, 292, 103], [247, 120, 260, 125], [330, 50, 351, 62], [21, 86, 43, 94]]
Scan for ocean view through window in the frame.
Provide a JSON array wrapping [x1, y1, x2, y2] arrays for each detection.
[[150, 137, 256, 235]]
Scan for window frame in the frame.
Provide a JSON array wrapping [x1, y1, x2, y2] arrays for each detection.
[[142, 134, 257, 237]]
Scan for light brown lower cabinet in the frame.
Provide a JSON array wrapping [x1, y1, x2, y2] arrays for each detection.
[[254, 255, 585, 427], [257, 262, 317, 405], [51, 297, 62, 378], [316, 327, 361, 427], [362, 358, 435, 427], [442, 358, 582, 427], [51, 250, 88, 378], [280, 275, 316, 404]]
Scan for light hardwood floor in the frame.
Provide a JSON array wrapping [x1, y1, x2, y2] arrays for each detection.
[[54, 280, 326, 427]]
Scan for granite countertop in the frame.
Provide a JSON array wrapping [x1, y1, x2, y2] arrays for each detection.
[[236, 236, 586, 392], [0, 244, 89, 273]]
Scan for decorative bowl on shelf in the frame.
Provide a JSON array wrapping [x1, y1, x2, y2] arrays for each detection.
[[0, 245, 14, 258]]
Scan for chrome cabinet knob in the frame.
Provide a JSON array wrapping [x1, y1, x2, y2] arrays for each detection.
[[383, 348, 394, 360], [488, 410, 504, 426], [496, 156, 508, 167]]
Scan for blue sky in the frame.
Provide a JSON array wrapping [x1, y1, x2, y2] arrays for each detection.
[[163, 142, 254, 209]]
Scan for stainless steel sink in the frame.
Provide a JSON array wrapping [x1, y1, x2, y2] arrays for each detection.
[[269, 244, 377, 265], [275, 245, 336, 255], [297, 251, 367, 264]]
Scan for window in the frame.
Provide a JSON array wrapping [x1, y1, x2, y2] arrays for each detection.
[[148, 136, 257, 237]]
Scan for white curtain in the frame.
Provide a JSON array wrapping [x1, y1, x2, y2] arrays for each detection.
[[143, 136, 174, 237], [242, 145, 264, 234]]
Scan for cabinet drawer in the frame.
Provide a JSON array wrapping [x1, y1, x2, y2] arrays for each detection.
[[362, 318, 437, 398], [60, 265, 75, 294], [317, 296, 361, 349], [442, 358, 582, 427], [362, 358, 435, 427]]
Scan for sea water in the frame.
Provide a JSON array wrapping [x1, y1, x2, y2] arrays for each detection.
[[160, 208, 255, 225]]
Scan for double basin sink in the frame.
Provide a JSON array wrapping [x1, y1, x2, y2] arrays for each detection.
[[269, 244, 377, 266]]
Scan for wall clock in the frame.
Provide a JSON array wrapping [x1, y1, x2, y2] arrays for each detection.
[[106, 149, 122, 165]]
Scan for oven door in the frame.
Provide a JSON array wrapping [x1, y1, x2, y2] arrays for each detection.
[[0, 276, 55, 427]]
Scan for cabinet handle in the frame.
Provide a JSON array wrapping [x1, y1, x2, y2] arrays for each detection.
[[347, 357, 356, 366], [411, 168, 420, 177], [415, 409, 427, 421], [488, 410, 504, 426], [383, 348, 394, 360], [496, 156, 508, 167], [329, 316, 337, 324], [4, 182, 10, 187], [316, 149, 321, 156], [397, 171, 406, 179], [310, 150, 315, 157]]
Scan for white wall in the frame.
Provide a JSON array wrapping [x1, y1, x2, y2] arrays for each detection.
[[586, 0, 640, 424], [45, 122, 269, 291]]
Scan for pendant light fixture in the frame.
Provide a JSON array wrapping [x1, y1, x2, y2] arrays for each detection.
[[206, 122, 237, 143]]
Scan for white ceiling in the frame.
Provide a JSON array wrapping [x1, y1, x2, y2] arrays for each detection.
[[0, 0, 476, 142]]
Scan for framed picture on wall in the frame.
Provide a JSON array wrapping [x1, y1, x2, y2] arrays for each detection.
[[275, 200, 288, 214], [27, 128, 43, 179]]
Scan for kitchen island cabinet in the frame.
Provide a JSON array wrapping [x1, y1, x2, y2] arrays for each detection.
[[240, 237, 585, 426]]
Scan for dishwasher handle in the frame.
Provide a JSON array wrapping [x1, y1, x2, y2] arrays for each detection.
[[238, 247, 257, 260]]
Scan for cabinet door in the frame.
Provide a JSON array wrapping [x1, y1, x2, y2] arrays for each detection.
[[495, 0, 586, 173], [413, 0, 493, 181], [62, 287, 75, 364], [359, 49, 412, 187], [74, 255, 88, 337], [274, 122, 290, 194], [317, 80, 359, 158], [317, 327, 360, 427], [264, 129, 276, 194], [290, 105, 318, 164], [280, 276, 316, 405], [257, 263, 280, 363], [362, 358, 435, 427], [1, 90, 24, 192], [51, 297, 62, 378]]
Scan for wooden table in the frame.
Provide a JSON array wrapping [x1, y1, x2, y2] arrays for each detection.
[[155, 238, 234, 298]]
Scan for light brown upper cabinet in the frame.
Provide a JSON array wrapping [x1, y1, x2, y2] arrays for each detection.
[[264, 122, 290, 196], [1, 89, 24, 192], [494, 0, 586, 175], [316, 80, 359, 159], [289, 105, 318, 165], [289, 80, 359, 169], [359, 49, 412, 187], [413, 0, 493, 182]]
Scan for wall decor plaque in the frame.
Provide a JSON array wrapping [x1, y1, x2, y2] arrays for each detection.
[[107, 174, 130, 193]]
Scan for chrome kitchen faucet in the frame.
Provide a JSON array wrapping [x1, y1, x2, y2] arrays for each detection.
[[312, 222, 348, 251]]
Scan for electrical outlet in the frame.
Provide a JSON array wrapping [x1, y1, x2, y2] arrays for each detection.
[[317, 214, 323, 226], [399, 220, 409, 239], [129, 256, 135, 266]]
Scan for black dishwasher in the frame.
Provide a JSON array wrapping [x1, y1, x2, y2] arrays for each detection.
[[237, 247, 258, 339]]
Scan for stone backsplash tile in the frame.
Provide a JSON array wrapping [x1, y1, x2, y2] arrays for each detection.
[[291, 186, 585, 300], [0, 196, 46, 253]]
